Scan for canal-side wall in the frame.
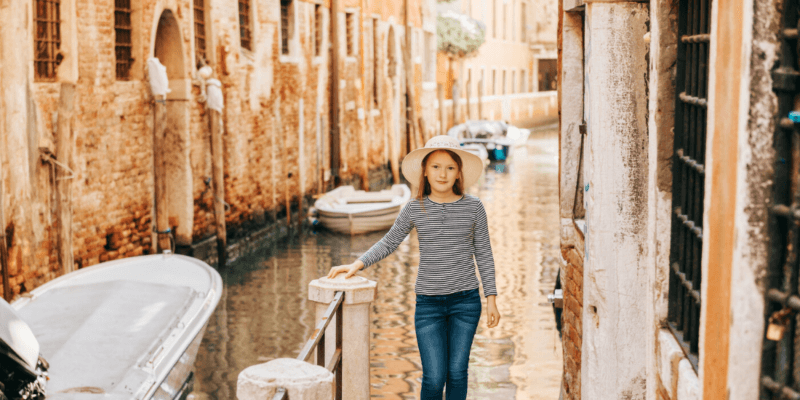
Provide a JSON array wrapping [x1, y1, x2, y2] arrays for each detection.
[[0, 0, 438, 299]]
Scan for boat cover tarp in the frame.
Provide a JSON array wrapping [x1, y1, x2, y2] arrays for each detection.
[[16, 280, 194, 397]]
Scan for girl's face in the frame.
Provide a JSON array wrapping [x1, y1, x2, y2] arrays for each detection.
[[424, 151, 461, 195]]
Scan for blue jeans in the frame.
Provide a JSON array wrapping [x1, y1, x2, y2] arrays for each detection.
[[415, 288, 482, 400]]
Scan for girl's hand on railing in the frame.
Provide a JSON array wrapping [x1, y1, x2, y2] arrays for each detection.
[[327, 260, 364, 279], [486, 295, 501, 328]]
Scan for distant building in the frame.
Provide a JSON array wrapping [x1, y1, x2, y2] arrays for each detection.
[[0, 0, 438, 299], [435, 0, 558, 130], [559, 0, 792, 399]]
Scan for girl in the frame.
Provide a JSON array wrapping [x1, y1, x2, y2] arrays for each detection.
[[327, 135, 500, 400]]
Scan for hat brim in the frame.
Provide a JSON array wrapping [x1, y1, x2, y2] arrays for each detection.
[[401, 146, 485, 190]]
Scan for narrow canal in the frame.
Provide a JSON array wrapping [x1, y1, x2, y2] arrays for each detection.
[[192, 127, 562, 400]]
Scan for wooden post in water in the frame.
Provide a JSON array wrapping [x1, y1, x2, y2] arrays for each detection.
[[438, 83, 445, 135], [465, 79, 471, 121], [330, 0, 341, 185], [452, 82, 460, 127], [153, 96, 171, 252], [208, 108, 227, 266], [0, 169, 9, 301], [55, 82, 76, 274], [478, 79, 483, 120], [403, 0, 418, 150]]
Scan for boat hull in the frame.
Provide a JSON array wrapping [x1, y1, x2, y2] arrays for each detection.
[[317, 204, 403, 235]]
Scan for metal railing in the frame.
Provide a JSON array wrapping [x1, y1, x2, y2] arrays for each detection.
[[273, 291, 344, 400]]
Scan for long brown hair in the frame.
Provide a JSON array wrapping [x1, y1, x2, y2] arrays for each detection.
[[416, 150, 465, 201]]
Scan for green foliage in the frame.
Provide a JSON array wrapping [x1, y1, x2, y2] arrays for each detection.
[[437, 11, 486, 59]]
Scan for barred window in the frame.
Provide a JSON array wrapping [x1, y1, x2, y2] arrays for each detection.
[[667, 0, 712, 370], [281, 0, 292, 55], [345, 12, 354, 56], [314, 4, 322, 57], [194, 0, 207, 66], [760, 1, 800, 397], [239, 0, 252, 50], [114, 0, 133, 80], [34, 0, 61, 81]]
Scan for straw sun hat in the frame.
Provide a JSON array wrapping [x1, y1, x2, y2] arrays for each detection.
[[401, 135, 485, 189]]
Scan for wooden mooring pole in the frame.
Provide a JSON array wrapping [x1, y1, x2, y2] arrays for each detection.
[[0, 173, 9, 301], [403, 0, 419, 150], [153, 96, 171, 252], [56, 82, 76, 274], [208, 108, 227, 266]]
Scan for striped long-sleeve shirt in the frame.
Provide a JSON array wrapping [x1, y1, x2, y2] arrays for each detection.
[[358, 194, 497, 297]]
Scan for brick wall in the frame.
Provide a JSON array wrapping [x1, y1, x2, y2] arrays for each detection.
[[0, 0, 436, 299], [560, 224, 584, 400]]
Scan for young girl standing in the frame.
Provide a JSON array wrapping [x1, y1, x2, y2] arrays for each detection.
[[327, 135, 500, 400]]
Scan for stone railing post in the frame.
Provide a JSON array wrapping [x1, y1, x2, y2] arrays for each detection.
[[237, 358, 333, 399], [308, 276, 377, 400]]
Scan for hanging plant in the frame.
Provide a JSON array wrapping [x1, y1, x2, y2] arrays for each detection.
[[437, 11, 486, 59]]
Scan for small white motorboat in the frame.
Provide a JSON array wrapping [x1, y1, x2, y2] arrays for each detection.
[[447, 120, 531, 161], [310, 184, 412, 235], [1, 254, 222, 400], [460, 143, 490, 167]]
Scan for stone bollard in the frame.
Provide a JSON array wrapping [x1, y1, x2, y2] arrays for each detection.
[[237, 358, 333, 400], [308, 275, 377, 400]]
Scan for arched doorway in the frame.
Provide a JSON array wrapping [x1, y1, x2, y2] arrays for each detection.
[[153, 9, 193, 246]]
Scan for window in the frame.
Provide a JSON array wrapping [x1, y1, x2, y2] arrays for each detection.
[[512, 0, 516, 41], [346, 12, 355, 56], [760, 2, 800, 397], [511, 71, 516, 94], [424, 32, 435, 81], [493, 0, 497, 38], [373, 18, 379, 106], [667, 0, 712, 369], [492, 70, 496, 95], [521, 70, 526, 92], [538, 59, 557, 91], [520, 2, 526, 42], [502, 70, 506, 94], [34, 0, 61, 81], [239, 0, 252, 50], [314, 4, 322, 57], [194, 0, 207, 66], [114, 0, 133, 80], [503, 3, 507, 40], [280, 0, 292, 55], [480, 68, 485, 95]]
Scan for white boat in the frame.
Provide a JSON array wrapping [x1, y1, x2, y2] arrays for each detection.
[[1, 254, 222, 400], [460, 143, 490, 167], [447, 120, 531, 161], [311, 184, 412, 235]]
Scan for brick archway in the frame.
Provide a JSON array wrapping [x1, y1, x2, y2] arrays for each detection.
[[153, 9, 194, 246]]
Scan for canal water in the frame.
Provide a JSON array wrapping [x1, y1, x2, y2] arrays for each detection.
[[192, 127, 563, 400]]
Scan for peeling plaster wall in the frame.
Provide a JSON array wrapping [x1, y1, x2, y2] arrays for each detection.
[[581, 3, 649, 399]]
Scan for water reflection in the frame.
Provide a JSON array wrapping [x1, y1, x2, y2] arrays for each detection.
[[193, 127, 562, 399]]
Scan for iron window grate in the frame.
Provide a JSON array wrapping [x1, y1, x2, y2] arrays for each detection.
[[760, 1, 800, 398], [281, 0, 291, 55], [239, 0, 252, 50], [114, 0, 133, 80], [194, 0, 207, 66], [667, 0, 711, 371], [34, 0, 61, 81]]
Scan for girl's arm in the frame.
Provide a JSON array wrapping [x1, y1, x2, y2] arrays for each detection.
[[486, 295, 500, 328], [328, 202, 414, 279]]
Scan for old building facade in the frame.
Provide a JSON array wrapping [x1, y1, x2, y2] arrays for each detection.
[[0, 0, 440, 300], [559, 0, 796, 398]]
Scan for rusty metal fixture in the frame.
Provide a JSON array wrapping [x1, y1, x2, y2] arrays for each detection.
[[666, 0, 712, 372], [273, 291, 345, 400]]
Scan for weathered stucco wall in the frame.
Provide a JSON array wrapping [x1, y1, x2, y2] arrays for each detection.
[[0, 0, 433, 299], [582, 3, 649, 399]]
